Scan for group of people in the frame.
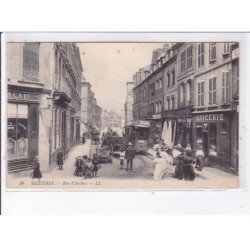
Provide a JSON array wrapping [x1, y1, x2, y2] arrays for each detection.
[[152, 141, 205, 181], [74, 154, 100, 178]]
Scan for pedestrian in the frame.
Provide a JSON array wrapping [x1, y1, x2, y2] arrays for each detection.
[[195, 146, 205, 171], [92, 154, 100, 178], [174, 146, 185, 180], [74, 156, 84, 176], [182, 150, 196, 180], [119, 148, 125, 170], [185, 143, 192, 152], [125, 142, 135, 171], [57, 148, 64, 170], [152, 151, 168, 181], [82, 133, 86, 144], [30, 156, 42, 179]]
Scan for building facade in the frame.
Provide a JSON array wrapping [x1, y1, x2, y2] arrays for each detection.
[[7, 42, 83, 173], [192, 42, 239, 172], [80, 81, 101, 133], [131, 42, 239, 172]]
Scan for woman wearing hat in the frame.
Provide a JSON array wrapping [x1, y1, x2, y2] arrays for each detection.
[[30, 156, 42, 179], [152, 151, 168, 181]]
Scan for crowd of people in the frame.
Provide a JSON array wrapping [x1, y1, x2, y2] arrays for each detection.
[[152, 140, 205, 181]]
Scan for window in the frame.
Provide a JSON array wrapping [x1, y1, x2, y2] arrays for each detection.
[[236, 62, 239, 94], [198, 43, 205, 67], [171, 97, 175, 109], [180, 83, 185, 104], [180, 51, 186, 72], [186, 46, 193, 69], [7, 104, 28, 159], [167, 98, 170, 110], [197, 81, 205, 106], [172, 70, 175, 86], [159, 79, 162, 89], [209, 43, 217, 62], [222, 72, 230, 103], [186, 81, 192, 103], [209, 123, 217, 155], [167, 73, 171, 87], [209, 77, 217, 105], [23, 43, 40, 82], [224, 43, 230, 54]]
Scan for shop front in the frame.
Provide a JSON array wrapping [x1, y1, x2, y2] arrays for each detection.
[[192, 111, 232, 168], [175, 107, 193, 148], [7, 88, 39, 173]]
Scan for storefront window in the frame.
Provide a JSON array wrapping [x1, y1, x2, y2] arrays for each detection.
[[7, 104, 28, 159], [209, 123, 217, 156], [196, 123, 203, 148]]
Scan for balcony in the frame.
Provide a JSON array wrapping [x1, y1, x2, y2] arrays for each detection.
[[53, 74, 71, 105]]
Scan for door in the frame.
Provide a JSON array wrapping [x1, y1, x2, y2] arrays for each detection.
[[28, 104, 39, 163]]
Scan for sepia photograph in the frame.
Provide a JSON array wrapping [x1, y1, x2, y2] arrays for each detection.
[[3, 38, 240, 189]]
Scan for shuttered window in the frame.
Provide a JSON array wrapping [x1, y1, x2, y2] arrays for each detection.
[[209, 77, 217, 105], [23, 43, 40, 82], [186, 46, 193, 69], [180, 51, 186, 72], [222, 72, 230, 103], [198, 81, 205, 106], [209, 43, 217, 62], [198, 43, 205, 67]]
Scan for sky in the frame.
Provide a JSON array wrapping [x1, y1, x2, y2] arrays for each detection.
[[78, 43, 164, 115]]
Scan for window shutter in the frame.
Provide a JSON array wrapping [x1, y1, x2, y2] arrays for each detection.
[[23, 43, 40, 82], [178, 85, 181, 107], [213, 77, 217, 104]]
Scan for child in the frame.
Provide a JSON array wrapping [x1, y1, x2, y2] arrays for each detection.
[[119, 148, 125, 170], [30, 156, 42, 179], [195, 146, 205, 171], [56, 148, 64, 170]]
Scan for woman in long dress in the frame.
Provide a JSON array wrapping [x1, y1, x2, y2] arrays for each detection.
[[153, 151, 168, 181]]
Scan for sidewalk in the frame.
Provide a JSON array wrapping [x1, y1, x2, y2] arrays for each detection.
[[49, 140, 92, 177]]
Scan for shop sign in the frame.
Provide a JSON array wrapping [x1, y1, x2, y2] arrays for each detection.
[[8, 91, 38, 102], [196, 113, 225, 122]]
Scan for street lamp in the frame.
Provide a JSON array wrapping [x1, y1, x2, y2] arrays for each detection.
[[40, 96, 53, 112]]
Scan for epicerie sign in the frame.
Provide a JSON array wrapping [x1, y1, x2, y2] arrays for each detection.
[[8, 91, 38, 102], [196, 113, 224, 122]]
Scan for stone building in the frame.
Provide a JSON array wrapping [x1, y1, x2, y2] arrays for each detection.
[[175, 42, 195, 147], [192, 42, 239, 172], [7, 42, 83, 173]]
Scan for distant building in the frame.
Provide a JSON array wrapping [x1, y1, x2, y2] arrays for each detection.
[[80, 81, 102, 132], [124, 81, 135, 126], [102, 110, 122, 128]]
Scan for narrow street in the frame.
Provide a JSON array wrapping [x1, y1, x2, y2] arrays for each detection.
[[8, 139, 238, 189]]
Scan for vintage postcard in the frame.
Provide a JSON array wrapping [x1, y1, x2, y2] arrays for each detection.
[[2, 35, 240, 190]]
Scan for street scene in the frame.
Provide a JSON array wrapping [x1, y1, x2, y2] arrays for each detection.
[[5, 41, 239, 189]]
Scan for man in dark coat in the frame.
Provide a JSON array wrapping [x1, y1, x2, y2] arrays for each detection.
[[125, 142, 135, 171]]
